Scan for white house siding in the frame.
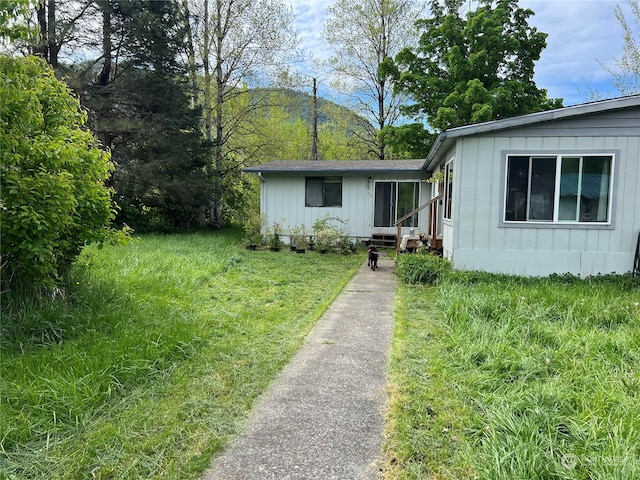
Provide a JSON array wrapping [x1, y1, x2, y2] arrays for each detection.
[[259, 172, 429, 241], [449, 123, 640, 276]]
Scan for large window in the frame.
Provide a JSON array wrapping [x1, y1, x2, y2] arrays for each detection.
[[305, 176, 342, 207], [505, 154, 613, 223]]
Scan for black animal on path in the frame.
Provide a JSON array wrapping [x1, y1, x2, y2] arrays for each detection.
[[367, 245, 379, 271]]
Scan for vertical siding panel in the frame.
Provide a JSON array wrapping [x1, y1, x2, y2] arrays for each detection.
[[619, 135, 640, 253]]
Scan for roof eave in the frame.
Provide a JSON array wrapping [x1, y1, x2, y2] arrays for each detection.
[[422, 95, 640, 171]]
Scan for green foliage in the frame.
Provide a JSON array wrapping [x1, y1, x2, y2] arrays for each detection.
[[266, 221, 285, 250], [0, 0, 32, 43], [0, 55, 119, 289], [386, 273, 640, 479], [312, 215, 348, 252], [0, 233, 364, 478], [379, 123, 437, 159], [384, 0, 563, 134], [289, 224, 308, 250], [242, 212, 266, 246], [395, 252, 452, 284]]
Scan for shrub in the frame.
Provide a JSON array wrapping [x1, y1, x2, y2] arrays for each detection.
[[0, 56, 122, 290], [312, 215, 347, 252], [395, 252, 452, 285]]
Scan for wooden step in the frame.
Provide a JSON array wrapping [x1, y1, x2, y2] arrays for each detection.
[[368, 234, 397, 248]]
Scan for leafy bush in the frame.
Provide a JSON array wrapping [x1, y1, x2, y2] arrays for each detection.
[[1, 56, 122, 290], [312, 214, 347, 252], [395, 252, 452, 284]]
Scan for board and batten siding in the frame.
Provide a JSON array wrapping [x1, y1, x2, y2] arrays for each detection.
[[259, 172, 429, 241], [448, 125, 640, 276]]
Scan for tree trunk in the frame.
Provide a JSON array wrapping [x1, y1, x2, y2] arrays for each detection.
[[211, 0, 225, 229], [47, 0, 58, 68], [35, 1, 48, 60], [96, 5, 112, 87], [181, 0, 199, 108]]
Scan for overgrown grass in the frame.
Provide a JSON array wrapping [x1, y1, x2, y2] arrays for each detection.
[[0, 230, 365, 479], [385, 270, 640, 479]]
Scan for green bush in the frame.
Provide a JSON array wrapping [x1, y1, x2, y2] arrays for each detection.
[[395, 252, 452, 284], [0, 56, 121, 290]]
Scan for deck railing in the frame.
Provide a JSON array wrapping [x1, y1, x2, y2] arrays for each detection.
[[393, 195, 441, 253]]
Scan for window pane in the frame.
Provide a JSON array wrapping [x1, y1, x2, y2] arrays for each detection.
[[397, 182, 419, 227], [305, 177, 324, 207], [374, 182, 394, 227], [324, 177, 342, 207], [528, 157, 556, 221], [559, 157, 580, 221], [580, 156, 610, 222], [505, 156, 529, 221]]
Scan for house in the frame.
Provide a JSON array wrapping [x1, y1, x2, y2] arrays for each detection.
[[243, 160, 431, 248], [245, 95, 640, 276]]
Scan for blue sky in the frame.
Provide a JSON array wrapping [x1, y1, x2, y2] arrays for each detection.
[[284, 0, 633, 107]]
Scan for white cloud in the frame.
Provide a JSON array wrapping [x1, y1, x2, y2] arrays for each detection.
[[284, 0, 633, 106], [521, 0, 627, 104]]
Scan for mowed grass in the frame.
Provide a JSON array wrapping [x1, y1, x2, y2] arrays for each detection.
[[0, 231, 365, 479], [385, 273, 640, 479]]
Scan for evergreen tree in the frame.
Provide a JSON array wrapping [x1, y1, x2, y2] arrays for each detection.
[[80, 0, 210, 230]]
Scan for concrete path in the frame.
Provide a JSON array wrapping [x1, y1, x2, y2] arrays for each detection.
[[201, 256, 397, 480]]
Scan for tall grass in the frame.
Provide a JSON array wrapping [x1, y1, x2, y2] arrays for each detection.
[[1, 230, 365, 479], [385, 271, 640, 479]]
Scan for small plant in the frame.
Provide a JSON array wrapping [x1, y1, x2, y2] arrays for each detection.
[[266, 221, 285, 251], [314, 228, 340, 253], [307, 236, 316, 251], [243, 212, 266, 248], [289, 224, 308, 251], [426, 170, 445, 184], [336, 235, 356, 255]]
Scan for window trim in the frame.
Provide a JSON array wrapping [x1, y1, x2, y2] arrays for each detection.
[[499, 150, 617, 230]]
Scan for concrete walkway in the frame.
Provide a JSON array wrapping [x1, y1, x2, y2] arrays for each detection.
[[201, 256, 397, 480]]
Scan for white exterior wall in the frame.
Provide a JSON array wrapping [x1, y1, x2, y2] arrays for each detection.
[[448, 131, 640, 276], [259, 172, 429, 241]]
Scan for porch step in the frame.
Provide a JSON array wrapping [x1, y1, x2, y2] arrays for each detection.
[[369, 234, 397, 248]]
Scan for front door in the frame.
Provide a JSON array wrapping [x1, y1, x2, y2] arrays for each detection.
[[374, 181, 420, 228]]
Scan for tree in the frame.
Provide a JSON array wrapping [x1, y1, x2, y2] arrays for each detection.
[[69, 0, 211, 231], [382, 0, 562, 148], [602, 0, 640, 96], [323, 0, 426, 160], [0, 55, 119, 289], [0, 0, 32, 44], [182, 0, 301, 228]]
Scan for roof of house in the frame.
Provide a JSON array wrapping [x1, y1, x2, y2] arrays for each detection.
[[423, 95, 640, 171], [244, 159, 426, 175]]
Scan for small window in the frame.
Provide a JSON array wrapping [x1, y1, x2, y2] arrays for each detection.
[[305, 176, 342, 207], [505, 154, 612, 223]]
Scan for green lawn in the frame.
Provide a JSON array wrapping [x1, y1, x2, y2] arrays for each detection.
[[3, 233, 638, 480], [0, 231, 365, 479], [385, 272, 640, 479]]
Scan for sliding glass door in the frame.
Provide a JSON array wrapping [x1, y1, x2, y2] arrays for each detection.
[[374, 181, 420, 228]]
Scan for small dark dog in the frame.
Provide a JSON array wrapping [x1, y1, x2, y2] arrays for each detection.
[[367, 245, 379, 271]]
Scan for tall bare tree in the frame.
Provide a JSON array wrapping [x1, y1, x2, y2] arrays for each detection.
[[323, 0, 426, 160], [608, 0, 640, 95], [181, 0, 300, 228]]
